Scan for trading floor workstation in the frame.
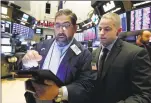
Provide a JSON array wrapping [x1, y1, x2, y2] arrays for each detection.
[[1, 1, 151, 103]]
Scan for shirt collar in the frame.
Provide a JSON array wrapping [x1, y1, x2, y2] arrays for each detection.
[[55, 38, 74, 52], [102, 37, 117, 51]]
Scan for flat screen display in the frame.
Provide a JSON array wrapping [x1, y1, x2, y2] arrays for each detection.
[[1, 20, 11, 33], [130, 6, 151, 31], [125, 35, 136, 41], [83, 27, 96, 41], [22, 14, 29, 22], [119, 13, 127, 32], [12, 23, 29, 38], [1, 46, 12, 53], [46, 35, 53, 39], [35, 28, 43, 34], [12, 23, 34, 39], [1, 38, 10, 45]]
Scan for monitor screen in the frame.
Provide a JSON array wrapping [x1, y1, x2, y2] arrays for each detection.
[[1, 20, 11, 33], [12, 23, 30, 39], [125, 35, 136, 41], [92, 40, 100, 47], [22, 14, 29, 22], [21, 41, 28, 45], [119, 13, 127, 32], [1, 38, 10, 45], [35, 28, 43, 34], [1, 46, 12, 53], [130, 6, 151, 31], [1, 20, 5, 33], [74, 32, 84, 41], [46, 35, 53, 40], [83, 27, 96, 41]]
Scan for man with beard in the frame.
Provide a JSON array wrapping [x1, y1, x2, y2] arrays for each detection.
[[21, 9, 97, 103], [136, 30, 151, 59]]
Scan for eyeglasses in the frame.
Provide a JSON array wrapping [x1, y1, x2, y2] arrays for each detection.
[[54, 22, 72, 29]]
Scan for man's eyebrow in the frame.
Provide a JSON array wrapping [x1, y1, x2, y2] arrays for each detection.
[[99, 26, 111, 28]]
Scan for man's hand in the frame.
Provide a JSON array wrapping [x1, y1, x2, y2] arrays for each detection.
[[22, 50, 42, 63], [32, 80, 59, 100]]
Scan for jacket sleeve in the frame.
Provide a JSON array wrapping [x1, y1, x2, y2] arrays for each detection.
[[117, 49, 151, 103], [66, 49, 98, 103]]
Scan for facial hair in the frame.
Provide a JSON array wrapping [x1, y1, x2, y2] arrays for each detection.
[[140, 38, 149, 45], [55, 33, 72, 47]]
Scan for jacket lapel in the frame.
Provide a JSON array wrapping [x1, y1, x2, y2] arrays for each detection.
[[95, 47, 102, 69], [39, 39, 55, 69], [101, 39, 122, 80]]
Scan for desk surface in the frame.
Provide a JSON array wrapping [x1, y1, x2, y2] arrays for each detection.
[[2, 78, 29, 103]]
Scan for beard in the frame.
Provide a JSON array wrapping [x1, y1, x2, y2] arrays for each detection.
[[55, 33, 72, 47], [140, 38, 149, 45]]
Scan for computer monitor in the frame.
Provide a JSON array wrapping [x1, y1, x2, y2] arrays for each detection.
[[46, 35, 53, 40], [1, 38, 10, 45], [35, 28, 43, 34], [22, 13, 29, 22], [1, 46, 12, 53], [130, 6, 151, 31], [125, 35, 136, 42], [21, 41, 28, 45], [12, 23, 30, 39], [1, 20, 12, 33], [119, 13, 127, 32], [83, 27, 96, 41]]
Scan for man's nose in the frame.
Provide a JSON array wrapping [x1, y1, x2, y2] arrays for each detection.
[[99, 29, 105, 36], [59, 26, 64, 33]]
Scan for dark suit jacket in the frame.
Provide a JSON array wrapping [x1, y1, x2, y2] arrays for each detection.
[[92, 39, 151, 103], [24, 38, 97, 103]]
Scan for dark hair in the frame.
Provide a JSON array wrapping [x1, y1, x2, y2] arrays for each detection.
[[55, 9, 77, 25]]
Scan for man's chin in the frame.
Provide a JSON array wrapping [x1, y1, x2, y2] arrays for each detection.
[[56, 40, 68, 47]]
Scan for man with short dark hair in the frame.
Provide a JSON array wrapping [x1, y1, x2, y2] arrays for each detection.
[[22, 9, 97, 103], [136, 30, 151, 59]]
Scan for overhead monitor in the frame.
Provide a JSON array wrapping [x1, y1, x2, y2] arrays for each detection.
[[97, 1, 125, 15], [2, 6, 8, 15], [35, 28, 43, 34], [130, 6, 151, 31], [103, 1, 115, 12], [119, 13, 127, 32], [22, 14, 29, 22]]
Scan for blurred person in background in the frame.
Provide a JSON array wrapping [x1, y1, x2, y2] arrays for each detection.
[[136, 30, 151, 59]]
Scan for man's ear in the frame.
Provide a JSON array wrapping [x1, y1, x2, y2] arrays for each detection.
[[118, 28, 122, 33], [137, 35, 141, 39], [116, 28, 122, 36]]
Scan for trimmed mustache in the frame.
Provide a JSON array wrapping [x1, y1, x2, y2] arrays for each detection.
[[57, 33, 67, 37]]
